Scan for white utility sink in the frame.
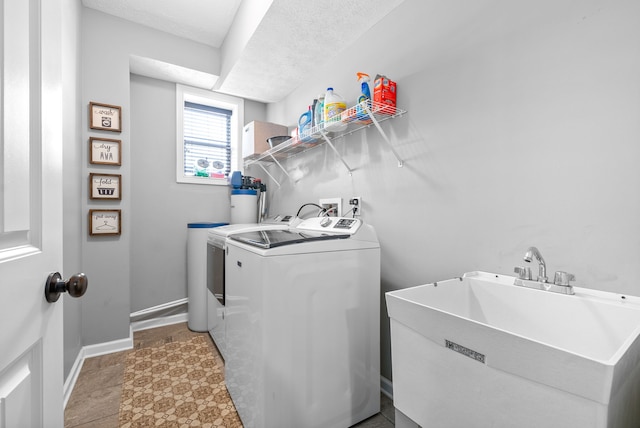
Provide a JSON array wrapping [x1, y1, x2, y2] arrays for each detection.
[[386, 271, 640, 428]]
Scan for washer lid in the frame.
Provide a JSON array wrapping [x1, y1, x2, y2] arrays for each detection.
[[230, 229, 350, 249]]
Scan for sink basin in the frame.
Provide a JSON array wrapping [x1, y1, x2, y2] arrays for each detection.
[[386, 271, 640, 428]]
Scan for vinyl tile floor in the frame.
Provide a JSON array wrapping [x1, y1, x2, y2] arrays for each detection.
[[64, 322, 395, 427]]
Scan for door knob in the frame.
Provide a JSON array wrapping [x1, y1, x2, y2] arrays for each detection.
[[45, 272, 88, 303]]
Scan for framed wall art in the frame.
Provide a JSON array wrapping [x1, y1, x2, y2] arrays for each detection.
[[89, 102, 122, 132], [90, 137, 121, 166], [89, 209, 121, 236], [90, 173, 121, 200]]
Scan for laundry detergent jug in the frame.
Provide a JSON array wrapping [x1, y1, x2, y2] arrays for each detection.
[[323, 87, 347, 132]]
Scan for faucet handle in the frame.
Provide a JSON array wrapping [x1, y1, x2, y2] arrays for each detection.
[[553, 271, 575, 286], [514, 266, 532, 280]]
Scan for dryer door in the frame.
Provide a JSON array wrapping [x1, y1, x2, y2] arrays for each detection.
[[207, 242, 225, 305]]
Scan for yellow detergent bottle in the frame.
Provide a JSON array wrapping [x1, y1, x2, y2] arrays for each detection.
[[323, 87, 347, 132]]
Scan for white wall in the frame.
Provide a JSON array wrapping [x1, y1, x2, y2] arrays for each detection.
[[254, 0, 640, 380]]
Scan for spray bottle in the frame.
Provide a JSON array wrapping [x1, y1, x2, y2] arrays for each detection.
[[356, 72, 372, 121]]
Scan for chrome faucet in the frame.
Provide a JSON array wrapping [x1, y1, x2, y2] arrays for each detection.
[[523, 246, 547, 283], [513, 246, 575, 295]]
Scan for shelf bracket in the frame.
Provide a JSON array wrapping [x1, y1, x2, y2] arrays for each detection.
[[267, 153, 292, 180], [256, 162, 280, 187], [319, 130, 353, 175], [363, 103, 404, 167]]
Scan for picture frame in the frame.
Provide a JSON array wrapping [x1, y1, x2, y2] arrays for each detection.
[[89, 102, 122, 132], [89, 137, 122, 166], [89, 209, 121, 236], [90, 173, 121, 200]]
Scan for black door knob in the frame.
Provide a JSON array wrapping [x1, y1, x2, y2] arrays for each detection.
[[45, 272, 88, 303]]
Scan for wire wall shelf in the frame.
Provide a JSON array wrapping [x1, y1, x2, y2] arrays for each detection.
[[244, 100, 406, 184]]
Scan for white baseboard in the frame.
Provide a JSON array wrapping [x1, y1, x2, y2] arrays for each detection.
[[129, 298, 188, 319], [63, 347, 85, 408], [83, 327, 135, 359], [131, 312, 188, 332], [380, 375, 393, 399]]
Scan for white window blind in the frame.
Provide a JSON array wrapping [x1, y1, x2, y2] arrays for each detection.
[[183, 101, 232, 178], [176, 84, 243, 185]]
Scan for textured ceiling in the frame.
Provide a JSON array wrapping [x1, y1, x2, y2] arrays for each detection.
[[82, 0, 404, 102], [215, 0, 405, 102], [129, 55, 218, 89], [81, 0, 242, 47]]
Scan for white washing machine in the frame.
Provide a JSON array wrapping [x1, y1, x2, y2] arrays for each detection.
[[224, 217, 381, 428], [206, 214, 299, 359]]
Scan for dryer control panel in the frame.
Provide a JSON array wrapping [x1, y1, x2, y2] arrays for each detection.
[[296, 217, 362, 234]]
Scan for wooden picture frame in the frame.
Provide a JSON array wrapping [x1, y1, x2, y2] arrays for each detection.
[[89, 209, 121, 236], [89, 137, 121, 166], [89, 102, 122, 132], [90, 173, 121, 200]]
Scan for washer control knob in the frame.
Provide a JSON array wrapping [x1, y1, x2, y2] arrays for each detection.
[[320, 217, 332, 227]]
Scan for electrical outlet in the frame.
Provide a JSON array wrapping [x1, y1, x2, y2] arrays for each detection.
[[319, 198, 342, 217], [349, 197, 361, 216]]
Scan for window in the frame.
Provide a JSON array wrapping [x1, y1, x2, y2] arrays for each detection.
[[176, 84, 244, 185]]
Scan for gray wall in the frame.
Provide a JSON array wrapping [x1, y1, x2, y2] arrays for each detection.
[[253, 0, 640, 380], [62, 0, 83, 379], [79, 8, 223, 346], [129, 75, 225, 312], [64, 6, 270, 369], [129, 75, 266, 312], [67, 0, 640, 387]]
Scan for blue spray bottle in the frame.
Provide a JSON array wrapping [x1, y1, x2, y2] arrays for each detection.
[[356, 72, 372, 121]]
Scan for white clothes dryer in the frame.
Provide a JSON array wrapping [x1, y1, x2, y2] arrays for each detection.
[[224, 217, 381, 428]]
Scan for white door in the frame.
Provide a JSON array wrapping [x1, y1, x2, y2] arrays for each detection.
[[0, 0, 65, 426]]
